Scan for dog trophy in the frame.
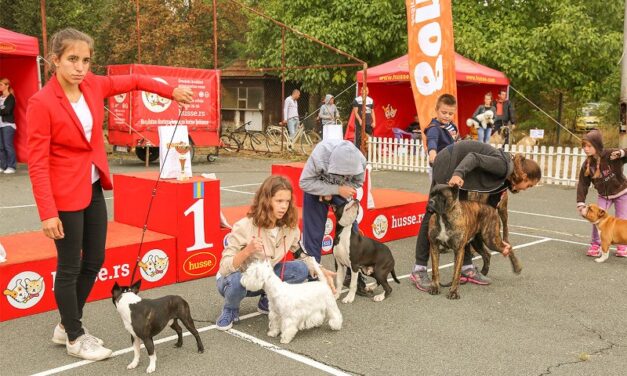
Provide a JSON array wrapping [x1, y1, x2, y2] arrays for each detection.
[[168, 142, 191, 181]]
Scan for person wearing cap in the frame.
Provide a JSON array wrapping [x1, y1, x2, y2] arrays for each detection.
[[299, 139, 370, 295], [576, 129, 627, 257]]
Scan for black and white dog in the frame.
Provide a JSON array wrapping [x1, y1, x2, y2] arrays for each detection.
[[111, 281, 204, 373], [332, 199, 400, 303]]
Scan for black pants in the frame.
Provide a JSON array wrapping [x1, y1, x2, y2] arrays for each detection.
[[54, 181, 107, 341]]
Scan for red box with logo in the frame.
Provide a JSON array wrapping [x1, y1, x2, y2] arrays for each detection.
[[0, 222, 176, 322], [113, 172, 222, 282]]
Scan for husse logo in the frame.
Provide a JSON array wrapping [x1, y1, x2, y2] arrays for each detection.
[[184, 252, 217, 276], [3, 271, 45, 309], [139, 249, 169, 282], [371, 215, 389, 240], [391, 214, 425, 229], [321, 235, 334, 252], [142, 77, 172, 113]]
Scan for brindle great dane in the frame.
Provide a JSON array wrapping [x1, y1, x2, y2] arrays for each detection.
[[428, 184, 521, 300]]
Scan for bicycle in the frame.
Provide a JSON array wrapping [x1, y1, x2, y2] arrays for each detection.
[[220, 120, 270, 153], [266, 122, 321, 154]]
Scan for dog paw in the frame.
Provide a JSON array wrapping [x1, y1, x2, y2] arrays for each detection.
[[146, 365, 156, 373], [342, 294, 355, 304], [174, 341, 183, 348], [446, 291, 460, 300], [127, 361, 139, 370], [429, 286, 440, 295], [373, 293, 385, 302], [267, 330, 279, 338], [334, 292, 341, 300], [594, 258, 606, 263], [280, 336, 293, 344]]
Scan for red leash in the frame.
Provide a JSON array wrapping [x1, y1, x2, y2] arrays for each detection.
[[257, 227, 289, 281]]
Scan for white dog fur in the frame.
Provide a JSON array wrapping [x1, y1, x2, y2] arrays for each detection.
[[466, 110, 495, 129], [240, 260, 342, 343]]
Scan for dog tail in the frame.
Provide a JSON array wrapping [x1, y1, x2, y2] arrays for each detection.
[[391, 269, 400, 284]]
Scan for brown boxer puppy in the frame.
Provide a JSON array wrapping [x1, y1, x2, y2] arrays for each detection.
[[428, 184, 520, 299], [581, 204, 627, 263]]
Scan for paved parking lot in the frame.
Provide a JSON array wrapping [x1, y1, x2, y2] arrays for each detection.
[[1, 154, 626, 376]]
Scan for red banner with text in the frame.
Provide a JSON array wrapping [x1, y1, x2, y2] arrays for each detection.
[[406, 0, 457, 135]]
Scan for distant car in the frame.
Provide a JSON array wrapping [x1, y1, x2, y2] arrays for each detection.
[[576, 102, 601, 131]]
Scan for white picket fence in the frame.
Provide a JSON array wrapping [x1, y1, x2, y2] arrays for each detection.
[[367, 137, 587, 186]]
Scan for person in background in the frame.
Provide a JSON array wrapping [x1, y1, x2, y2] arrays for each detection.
[[215, 175, 336, 330], [282, 89, 300, 139], [318, 94, 340, 129], [352, 87, 375, 148], [493, 88, 516, 143], [576, 129, 627, 257], [424, 94, 459, 165], [406, 115, 421, 140], [0, 77, 17, 174], [26, 28, 193, 361], [472, 92, 497, 144]]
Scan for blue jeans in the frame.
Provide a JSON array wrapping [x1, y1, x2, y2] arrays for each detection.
[[302, 193, 358, 262], [477, 127, 492, 143], [216, 261, 309, 310], [287, 118, 298, 138], [0, 126, 16, 169]]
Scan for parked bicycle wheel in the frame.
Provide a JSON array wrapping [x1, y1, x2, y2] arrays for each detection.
[[220, 134, 240, 153], [266, 127, 283, 150], [249, 132, 270, 153]]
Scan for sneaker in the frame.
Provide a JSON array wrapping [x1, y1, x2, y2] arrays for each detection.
[[460, 266, 491, 285], [66, 334, 112, 361], [216, 307, 240, 331], [52, 324, 104, 345], [616, 247, 627, 258], [257, 295, 269, 314], [586, 244, 601, 257], [409, 269, 432, 292], [3, 168, 15, 174]]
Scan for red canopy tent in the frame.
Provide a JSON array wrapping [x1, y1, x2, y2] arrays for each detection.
[[350, 53, 509, 138], [0, 28, 41, 163]]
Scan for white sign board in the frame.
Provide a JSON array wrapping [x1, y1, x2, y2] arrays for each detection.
[[158, 126, 192, 179], [530, 129, 544, 139]]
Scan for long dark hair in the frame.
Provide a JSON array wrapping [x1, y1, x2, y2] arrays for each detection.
[[510, 154, 542, 184]]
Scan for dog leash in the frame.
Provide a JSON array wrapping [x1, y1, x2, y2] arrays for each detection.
[[128, 108, 184, 286]]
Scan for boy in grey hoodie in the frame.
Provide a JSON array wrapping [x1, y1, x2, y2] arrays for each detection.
[[299, 139, 369, 293]]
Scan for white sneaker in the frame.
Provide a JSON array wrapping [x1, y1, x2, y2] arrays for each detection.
[[53, 324, 104, 345], [66, 334, 112, 361], [4, 168, 15, 174]]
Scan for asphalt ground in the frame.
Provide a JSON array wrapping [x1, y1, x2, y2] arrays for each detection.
[[1, 151, 626, 376]]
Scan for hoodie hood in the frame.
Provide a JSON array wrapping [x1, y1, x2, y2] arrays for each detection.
[[328, 141, 365, 176], [324, 94, 333, 105], [583, 129, 604, 153]]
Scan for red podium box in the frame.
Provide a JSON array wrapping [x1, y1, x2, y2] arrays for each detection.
[[0, 222, 176, 322], [113, 172, 222, 282]]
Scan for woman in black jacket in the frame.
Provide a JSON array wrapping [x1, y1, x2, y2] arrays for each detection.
[[0, 77, 17, 173], [410, 140, 542, 292]]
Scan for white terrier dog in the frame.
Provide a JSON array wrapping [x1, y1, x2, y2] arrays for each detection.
[[240, 260, 342, 344], [466, 110, 495, 129]]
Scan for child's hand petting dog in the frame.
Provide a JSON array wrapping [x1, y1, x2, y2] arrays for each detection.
[[319, 267, 337, 295], [245, 236, 264, 256]]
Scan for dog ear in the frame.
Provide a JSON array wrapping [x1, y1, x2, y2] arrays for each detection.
[[598, 208, 606, 217], [111, 282, 122, 301], [131, 279, 142, 294]]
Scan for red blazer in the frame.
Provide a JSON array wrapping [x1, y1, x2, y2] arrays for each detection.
[[27, 72, 175, 221]]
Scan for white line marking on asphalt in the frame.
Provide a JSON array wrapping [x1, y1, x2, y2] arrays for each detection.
[[509, 209, 587, 223], [509, 224, 588, 238], [225, 329, 351, 376], [221, 183, 261, 189], [221, 188, 255, 195]]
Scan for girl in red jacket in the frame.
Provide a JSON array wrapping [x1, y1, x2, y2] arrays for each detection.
[[26, 28, 192, 361]]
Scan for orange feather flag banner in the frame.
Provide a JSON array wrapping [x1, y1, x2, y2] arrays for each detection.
[[406, 0, 457, 138]]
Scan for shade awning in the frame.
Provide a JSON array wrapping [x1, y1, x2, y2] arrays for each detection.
[[356, 53, 509, 86], [0, 27, 39, 57]]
